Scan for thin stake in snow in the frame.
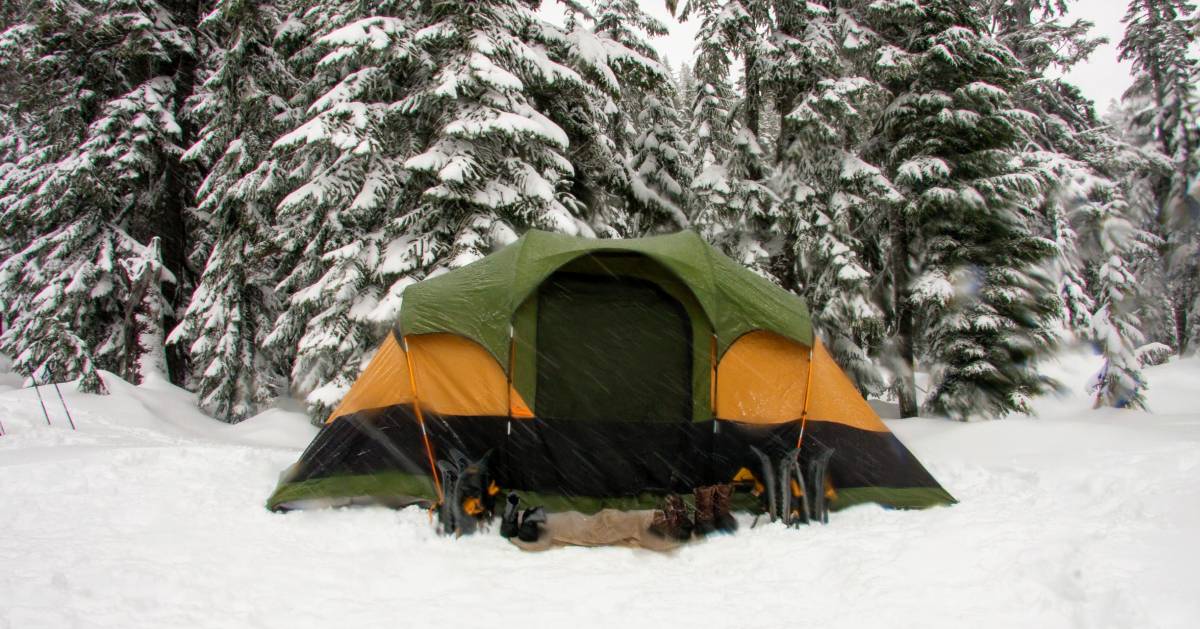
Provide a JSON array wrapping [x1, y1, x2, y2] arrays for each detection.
[[47, 368, 77, 431], [29, 374, 52, 426]]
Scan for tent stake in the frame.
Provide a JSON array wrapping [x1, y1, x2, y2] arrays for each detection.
[[46, 368, 76, 430]]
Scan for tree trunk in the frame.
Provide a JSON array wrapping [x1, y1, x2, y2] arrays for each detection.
[[1175, 271, 1196, 354], [157, 0, 202, 386], [121, 267, 153, 384], [743, 47, 763, 181], [890, 206, 918, 417]]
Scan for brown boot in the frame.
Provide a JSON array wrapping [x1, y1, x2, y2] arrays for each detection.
[[648, 494, 693, 541], [693, 485, 716, 535], [712, 483, 738, 532]]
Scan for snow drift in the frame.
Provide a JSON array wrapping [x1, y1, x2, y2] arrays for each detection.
[[1, 351, 1198, 628]]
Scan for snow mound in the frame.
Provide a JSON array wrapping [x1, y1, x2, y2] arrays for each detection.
[[2, 357, 1198, 628]]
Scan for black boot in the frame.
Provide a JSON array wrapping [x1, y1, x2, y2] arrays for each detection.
[[500, 493, 520, 538], [517, 506, 546, 542]]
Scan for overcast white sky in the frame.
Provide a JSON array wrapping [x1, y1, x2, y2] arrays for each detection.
[[544, 1, 1135, 114]]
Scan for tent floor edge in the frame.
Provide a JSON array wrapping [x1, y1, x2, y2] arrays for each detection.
[[829, 486, 957, 512], [266, 470, 438, 512]]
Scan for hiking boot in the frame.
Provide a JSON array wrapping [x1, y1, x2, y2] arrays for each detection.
[[693, 485, 716, 535], [713, 483, 738, 533], [648, 494, 693, 541]]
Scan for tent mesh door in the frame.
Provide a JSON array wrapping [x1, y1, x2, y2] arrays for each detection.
[[536, 273, 692, 423]]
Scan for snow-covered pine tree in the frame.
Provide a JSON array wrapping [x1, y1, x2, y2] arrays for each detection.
[[686, 6, 737, 216], [866, 0, 1061, 419], [1118, 0, 1200, 355], [693, 126, 781, 275], [686, 0, 781, 276], [592, 0, 692, 233], [626, 91, 692, 233], [167, 0, 301, 421], [674, 62, 698, 132], [1077, 178, 1156, 408], [989, 0, 1158, 408], [266, 0, 665, 418], [0, 0, 201, 391], [262, 1, 425, 416], [401, 0, 609, 254], [765, 2, 893, 393]]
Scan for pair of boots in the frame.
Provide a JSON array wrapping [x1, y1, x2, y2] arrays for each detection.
[[649, 484, 738, 540], [694, 484, 738, 535]]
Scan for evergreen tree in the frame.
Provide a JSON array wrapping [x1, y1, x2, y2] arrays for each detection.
[[990, 0, 1158, 408], [1119, 0, 1200, 355], [866, 0, 1061, 419], [167, 0, 300, 420], [625, 86, 692, 233], [686, 0, 781, 276], [686, 9, 737, 203], [693, 126, 781, 275], [0, 0, 202, 390], [591, 0, 691, 234], [766, 2, 893, 393], [262, 1, 424, 415], [265, 0, 666, 417], [674, 62, 698, 133]]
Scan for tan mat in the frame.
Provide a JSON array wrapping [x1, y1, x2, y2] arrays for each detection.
[[508, 509, 687, 552]]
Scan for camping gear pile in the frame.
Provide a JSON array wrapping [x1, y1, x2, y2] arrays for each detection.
[[268, 231, 954, 548]]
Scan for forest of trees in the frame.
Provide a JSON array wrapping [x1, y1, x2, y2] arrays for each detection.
[[0, 0, 1196, 423]]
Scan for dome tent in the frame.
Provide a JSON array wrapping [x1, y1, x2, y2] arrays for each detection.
[[267, 230, 953, 532]]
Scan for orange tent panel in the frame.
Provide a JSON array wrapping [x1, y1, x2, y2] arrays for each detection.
[[326, 332, 413, 423], [715, 332, 887, 433], [406, 333, 509, 417], [806, 340, 888, 432], [715, 331, 811, 424], [509, 387, 535, 418]]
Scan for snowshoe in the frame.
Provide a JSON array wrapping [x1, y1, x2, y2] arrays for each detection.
[[805, 443, 835, 524], [777, 447, 807, 526], [435, 449, 495, 536], [435, 459, 461, 534], [749, 446, 777, 521]]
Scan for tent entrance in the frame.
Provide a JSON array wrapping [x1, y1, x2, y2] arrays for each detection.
[[535, 272, 692, 422]]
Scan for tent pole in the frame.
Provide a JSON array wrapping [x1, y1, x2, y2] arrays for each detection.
[[402, 336, 444, 503], [710, 335, 718, 414], [797, 342, 816, 448]]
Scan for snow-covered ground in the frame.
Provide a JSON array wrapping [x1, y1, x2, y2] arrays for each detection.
[[2, 351, 1198, 629]]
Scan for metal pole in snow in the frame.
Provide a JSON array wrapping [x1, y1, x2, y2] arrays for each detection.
[[30, 373, 52, 426], [0, 417, 5, 436], [46, 368, 76, 430]]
